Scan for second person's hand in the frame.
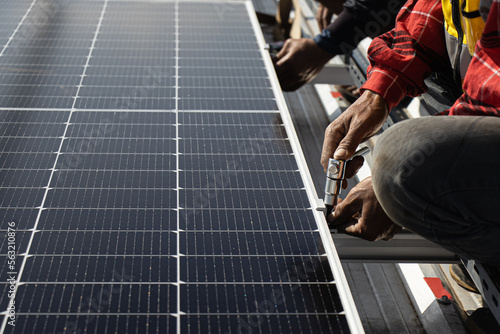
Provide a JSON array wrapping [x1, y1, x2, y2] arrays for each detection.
[[316, 3, 335, 31], [316, 0, 346, 30], [274, 38, 334, 91]]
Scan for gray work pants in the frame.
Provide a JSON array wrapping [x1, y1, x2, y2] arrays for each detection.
[[372, 116, 500, 266]]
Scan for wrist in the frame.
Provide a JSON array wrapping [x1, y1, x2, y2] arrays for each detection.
[[361, 90, 389, 113], [313, 29, 341, 56], [360, 71, 407, 111]]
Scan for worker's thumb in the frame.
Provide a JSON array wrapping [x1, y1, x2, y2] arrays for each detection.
[[334, 133, 362, 160]]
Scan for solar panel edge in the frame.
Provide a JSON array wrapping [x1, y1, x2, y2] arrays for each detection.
[[244, 1, 364, 332]]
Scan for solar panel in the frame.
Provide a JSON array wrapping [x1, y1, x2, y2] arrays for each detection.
[[0, 0, 363, 333]]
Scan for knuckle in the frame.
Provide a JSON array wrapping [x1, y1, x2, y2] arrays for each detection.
[[325, 122, 339, 137], [352, 224, 364, 236], [340, 133, 355, 145], [358, 223, 377, 241]]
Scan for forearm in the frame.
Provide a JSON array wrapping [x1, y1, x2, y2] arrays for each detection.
[[314, 9, 358, 54], [360, 0, 448, 111], [314, 0, 404, 54]]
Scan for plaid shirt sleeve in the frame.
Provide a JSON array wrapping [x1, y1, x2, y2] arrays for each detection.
[[448, 1, 500, 116], [360, 0, 448, 111]]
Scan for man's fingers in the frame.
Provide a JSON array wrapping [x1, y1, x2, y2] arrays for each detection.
[[316, 4, 325, 30], [321, 121, 346, 171], [331, 216, 375, 241], [323, 12, 333, 30], [323, 91, 389, 163], [275, 39, 291, 61], [274, 39, 311, 91], [322, 17, 329, 31], [333, 219, 357, 234], [274, 39, 295, 79], [330, 194, 362, 226], [275, 54, 291, 73], [334, 128, 366, 160], [316, 2, 338, 29], [275, 59, 295, 90], [342, 218, 380, 241], [336, 209, 378, 241], [342, 220, 361, 236], [274, 48, 293, 86], [319, 9, 328, 30], [328, 176, 399, 242]]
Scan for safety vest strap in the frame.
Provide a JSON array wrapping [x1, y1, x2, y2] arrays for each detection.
[[441, 0, 488, 86]]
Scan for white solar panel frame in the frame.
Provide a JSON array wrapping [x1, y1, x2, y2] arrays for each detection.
[[246, 2, 363, 332]]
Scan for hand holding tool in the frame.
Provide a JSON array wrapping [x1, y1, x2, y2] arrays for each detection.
[[324, 147, 369, 217]]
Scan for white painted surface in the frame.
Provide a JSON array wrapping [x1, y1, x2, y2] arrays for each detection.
[[399, 264, 436, 314], [314, 84, 343, 121], [356, 158, 372, 182], [407, 96, 433, 118], [398, 264, 456, 334]]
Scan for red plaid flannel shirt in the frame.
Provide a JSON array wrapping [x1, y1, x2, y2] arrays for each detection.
[[361, 0, 500, 116]]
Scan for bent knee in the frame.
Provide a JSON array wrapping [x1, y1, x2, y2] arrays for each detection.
[[372, 118, 450, 196], [371, 118, 447, 226]]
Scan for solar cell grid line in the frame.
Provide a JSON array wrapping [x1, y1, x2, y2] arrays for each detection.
[[0, 1, 106, 109], [0, 0, 364, 333], [75, 1, 177, 110], [0, 0, 37, 57], [174, 1, 182, 330], [0, 0, 109, 332]]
